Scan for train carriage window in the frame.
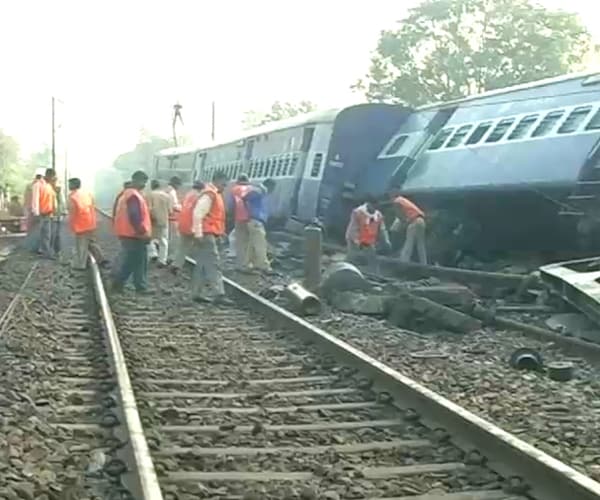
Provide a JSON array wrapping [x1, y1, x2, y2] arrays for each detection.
[[267, 159, 275, 177], [310, 153, 323, 177], [278, 157, 285, 176], [486, 118, 516, 143], [465, 122, 493, 145], [291, 155, 299, 175], [445, 125, 472, 148], [384, 135, 408, 155], [428, 128, 454, 150], [531, 110, 565, 137], [559, 106, 592, 134], [284, 155, 291, 176], [508, 114, 538, 140], [585, 108, 600, 131]]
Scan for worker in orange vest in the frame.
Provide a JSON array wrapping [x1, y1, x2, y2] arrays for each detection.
[[165, 176, 182, 264], [172, 179, 204, 274], [112, 171, 152, 293], [389, 188, 427, 264], [68, 177, 108, 270], [22, 170, 44, 251], [345, 197, 387, 272], [229, 174, 251, 270], [178, 171, 232, 305], [37, 168, 58, 259]]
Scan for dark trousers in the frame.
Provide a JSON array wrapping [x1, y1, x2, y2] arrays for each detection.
[[115, 238, 148, 291], [51, 219, 61, 254], [39, 215, 54, 257]]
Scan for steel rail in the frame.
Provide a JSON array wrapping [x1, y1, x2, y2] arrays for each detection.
[[88, 255, 164, 500]]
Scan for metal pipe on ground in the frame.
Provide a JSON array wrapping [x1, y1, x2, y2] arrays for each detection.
[[284, 282, 321, 316]]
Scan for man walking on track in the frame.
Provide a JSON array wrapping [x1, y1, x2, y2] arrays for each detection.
[[389, 188, 427, 264], [229, 174, 251, 270], [146, 179, 171, 267], [37, 168, 58, 259], [112, 171, 152, 293], [172, 180, 204, 274], [67, 178, 108, 270], [178, 171, 232, 305], [23, 169, 44, 252], [165, 176, 182, 264], [243, 178, 276, 272]]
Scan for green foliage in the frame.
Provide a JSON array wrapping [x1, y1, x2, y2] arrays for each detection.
[[355, 0, 597, 105], [242, 101, 317, 129], [0, 130, 50, 198], [93, 135, 170, 209]]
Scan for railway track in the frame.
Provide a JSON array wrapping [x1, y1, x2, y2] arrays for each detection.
[[91, 210, 599, 499], [2, 212, 600, 498], [0, 246, 158, 498]]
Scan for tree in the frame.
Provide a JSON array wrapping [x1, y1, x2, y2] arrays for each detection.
[[355, 0, 597, 105], [242, 101, 317, 129]]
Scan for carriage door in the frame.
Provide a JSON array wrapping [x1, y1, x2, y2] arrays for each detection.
[[291, 127, 315, 217]]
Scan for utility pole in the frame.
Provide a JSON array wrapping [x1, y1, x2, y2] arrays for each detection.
[[51, 97, 56, 171], [211, 101, 216, 141]]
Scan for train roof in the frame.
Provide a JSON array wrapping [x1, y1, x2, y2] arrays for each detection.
[[418, 70, 600, 111], [155, 108, 342, 158]]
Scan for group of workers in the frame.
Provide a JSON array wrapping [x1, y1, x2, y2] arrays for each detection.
[[110, 170, 275, 304], [22, 168, 108, 266], [21, 164, 426, 301], [345, 187, 427, 270]]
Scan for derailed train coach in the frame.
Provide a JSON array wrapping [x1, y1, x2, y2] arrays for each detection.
[[152, 104, 410, 224], [153, 71, 600, 256], [362, 71, 600, 256]]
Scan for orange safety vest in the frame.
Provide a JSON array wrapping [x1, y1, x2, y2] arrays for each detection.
[[178, 190, 202, 236], [114, 188, 151, 238], [202, 184, 226, 236], [394, 196, 424, 223], [231, 183, 250, 223], [357, 210, 383, 246], [69, 189, 97, 234], [39, 180, 56, 215]]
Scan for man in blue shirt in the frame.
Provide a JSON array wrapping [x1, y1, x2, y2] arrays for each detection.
[[243, 178, 275, 272]]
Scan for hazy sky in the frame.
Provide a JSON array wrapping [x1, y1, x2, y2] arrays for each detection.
[[1, 0, 599, 184]]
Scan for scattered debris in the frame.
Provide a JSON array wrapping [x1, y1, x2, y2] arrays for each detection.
[[547, 362, 575, 382], [386, 291, 482, 334], [329, 292, 386, 315], [320, 262, 371, 296], [284, 282, 321, 316], [509, 348, 544, 372], [546, 313, 600, 343]]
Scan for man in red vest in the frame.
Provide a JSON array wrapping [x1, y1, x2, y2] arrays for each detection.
[[178, 171, 231, 305], [37, 168, 58, 259], [345, 197, 387, 272], [68, 178, 108, 270], [389, 188, 427, 264], [112, 171, 152, 293], [229, 174, 251, 270]]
